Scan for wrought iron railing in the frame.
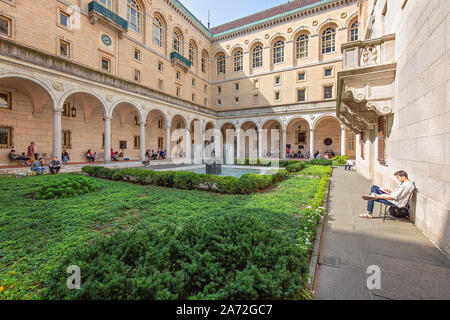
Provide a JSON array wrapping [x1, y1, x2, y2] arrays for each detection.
[[88, 1, 128, 30], [170, 51, 192, 68]]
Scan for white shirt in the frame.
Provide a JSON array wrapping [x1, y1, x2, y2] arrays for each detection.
[[389, 180, 415, 208]]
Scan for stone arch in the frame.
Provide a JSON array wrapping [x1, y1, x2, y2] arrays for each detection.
[[143, 107, 169, 126], [0, 74, 57, 112], [313, 114, 342, 155], [290, 26, 313, 41], [59, 88, 107, 117], [230, 44, 244, 55], [287, 116, 313, 130], [316, 20, 341, 35], [170, 113, 188, 128], [247, 39, 265, 52], [345, 12, 359, 28], [109, 99, 143, 122], [269, 33, 287, 46], [313, 114, 340, 129]]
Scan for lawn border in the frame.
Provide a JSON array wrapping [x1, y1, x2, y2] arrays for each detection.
[[307, 166, 333, 294]]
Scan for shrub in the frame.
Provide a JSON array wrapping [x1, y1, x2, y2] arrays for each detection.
[[285, 162, 306, 174], [309, 159, 332, 166], [81, 166, 287, 195], [214, 176, 240, 194], [42, 213, 310, 300], [332, 155, 349, 166], [173, 171, 201, 190], [153, 171, 176, 187], [34, 176, 100, 200]]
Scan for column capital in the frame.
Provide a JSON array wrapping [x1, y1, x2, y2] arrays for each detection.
[[104, 116, 113, 121], [54, 109, 63, 115], [139, 121, 147, 126]]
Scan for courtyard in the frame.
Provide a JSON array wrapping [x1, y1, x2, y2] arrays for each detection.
[[0, 163, 329, 299]]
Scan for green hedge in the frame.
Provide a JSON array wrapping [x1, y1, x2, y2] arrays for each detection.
[[82, 166, 287, 195], [309, 159, 333, 166], [34, 176, 100, 200], [285, 162, 306, 174], [331, 155, 349, 166], [42, 212, 310, 300]]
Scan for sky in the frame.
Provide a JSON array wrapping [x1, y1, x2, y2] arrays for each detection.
[[179, 0, 290, 28]]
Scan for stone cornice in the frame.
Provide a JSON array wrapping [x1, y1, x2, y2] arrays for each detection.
[[212, 0, 356, 42]]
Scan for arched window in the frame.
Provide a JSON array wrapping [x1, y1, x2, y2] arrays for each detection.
[[321, 27, 336, 54], [350, 20, 359, 42], [273, 40, 285, 64], [173, 30, 181, 53], [296, 34, 309, 59], [127, 0, 141, 34], [96, 0, 111, 8], [252, 45, 263, 68], [189, 42, 196, 66], [152, 16, 163, 47], [233, 50, 243, 72], [216, 55, 225, 76], [201, 51, 208, 73]]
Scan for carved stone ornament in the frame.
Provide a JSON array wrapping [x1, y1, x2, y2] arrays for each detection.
[[312, 20, 318, 26], [366, 101, 393, 115], [344, 86, 365, 103], [265, 34, 270, 39], [341, 12, 347, 19], [53, 82, 64, 91], [287, 28, 293, 33], [226, 45, 230, 49], [245, 40, 249, 44], [105, 95, 113, 102]]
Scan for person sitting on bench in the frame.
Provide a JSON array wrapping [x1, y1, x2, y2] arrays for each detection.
[[344, 159, 355, 171], [49, 156, 62, 174], [9, 150, 30, 164], [360, 170, 415, 219], [86, 149, 95, 162]]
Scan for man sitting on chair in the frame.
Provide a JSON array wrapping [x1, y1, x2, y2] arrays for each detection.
[[360, 170, 415, 219]]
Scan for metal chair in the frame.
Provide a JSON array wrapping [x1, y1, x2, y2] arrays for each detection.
[[379, 182, 416, 223]]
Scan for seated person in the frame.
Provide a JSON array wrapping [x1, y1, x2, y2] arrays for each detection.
[[62, 150, 70, 164], [297, 150, 303, 158], [151, 150, 158, 160], [31, 158, 46, 175], [360, 170, 415, 219], [111, 149, 119, 161], [49, 157, 62, 174], [142, 154, 150, 166], [344, 159, 355, 171], [9, 150, 30, 163], [86, 149, 96, 162]]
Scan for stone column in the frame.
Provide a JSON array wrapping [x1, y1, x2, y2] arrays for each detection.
[[53, 110, 62, 160], [309, 129, 314, 158], [341, 127, 347, 156], [139, 121, 146, 162], [201, 130, 205, 160], [104, 116, 112, 162], [185, 128, 191, 164], [281, 128, 287, 159], [258, 129, 263, 160], [236, 128, 241, 161], [165, 126, 171, 160]]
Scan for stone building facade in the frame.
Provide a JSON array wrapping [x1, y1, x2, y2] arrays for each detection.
[[337, 0, 449, 255], [0, 0, 360, 165]]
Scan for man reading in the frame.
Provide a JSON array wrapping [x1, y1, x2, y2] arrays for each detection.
[[360, 170, 415, 219]]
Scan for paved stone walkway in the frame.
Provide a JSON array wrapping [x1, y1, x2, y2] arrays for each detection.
[[315, 167, 450, 300]]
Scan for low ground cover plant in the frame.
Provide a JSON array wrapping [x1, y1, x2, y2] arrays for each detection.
[[34, 175, 100, 200], [42, 213, 310, 300], [82, 166, 288, 194], [0, 172, 324, 299]]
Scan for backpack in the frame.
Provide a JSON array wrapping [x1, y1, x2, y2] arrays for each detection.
[[389, 206, 409, 218]]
